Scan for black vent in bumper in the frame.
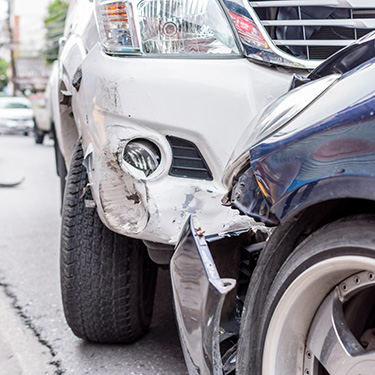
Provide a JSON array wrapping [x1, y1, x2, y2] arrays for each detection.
[[167, 136, 213, 181]]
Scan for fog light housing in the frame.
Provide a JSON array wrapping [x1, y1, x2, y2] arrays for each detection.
[[123, 139, 161, 177]]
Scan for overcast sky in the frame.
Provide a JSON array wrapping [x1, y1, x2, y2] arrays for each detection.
[[0, 0, 51, 18], [0, 0, 7, 20], [0, 0, 52, 55]]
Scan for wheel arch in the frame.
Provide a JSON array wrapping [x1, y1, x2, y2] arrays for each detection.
[[57, 77, 79, 170], [56, 34, 87, 171], [236, 197, 375, 375], [269, 197, 375, 264], [271, 174, 375, 221]]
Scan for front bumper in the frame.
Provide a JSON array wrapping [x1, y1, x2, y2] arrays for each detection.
[[0, 120, 34, 134], [171, 216, 237, 375], [71, 44, 292, 244], [82, 126, 255, 243]]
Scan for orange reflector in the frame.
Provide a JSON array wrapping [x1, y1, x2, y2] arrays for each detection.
[[104, 2, 128, 23], [104, 2, 125, 10]]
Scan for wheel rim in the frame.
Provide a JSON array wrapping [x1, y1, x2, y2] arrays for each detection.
[[263, 255, 375, 375]]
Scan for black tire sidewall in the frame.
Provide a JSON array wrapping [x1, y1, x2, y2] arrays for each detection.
[[33, 122, 44, 144]]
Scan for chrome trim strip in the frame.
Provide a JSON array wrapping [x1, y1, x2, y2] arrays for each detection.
[[263, 19, 375, 28], [274, 40, 355, 46], [250, 0, 375, 8]]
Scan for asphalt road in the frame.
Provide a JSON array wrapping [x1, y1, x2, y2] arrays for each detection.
[[0, 135, 188, 375]]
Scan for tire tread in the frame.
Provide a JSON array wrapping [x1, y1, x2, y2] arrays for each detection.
[[60, 141, 156, 343]]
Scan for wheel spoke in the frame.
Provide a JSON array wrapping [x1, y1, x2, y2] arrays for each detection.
[[307, 288, 375, 375]]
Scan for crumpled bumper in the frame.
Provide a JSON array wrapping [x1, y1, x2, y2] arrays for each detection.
[[171, 216, 237, 375], [72, 45, 292, 244]]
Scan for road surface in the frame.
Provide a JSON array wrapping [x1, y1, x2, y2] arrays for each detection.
[[0, 135, 188, 375]]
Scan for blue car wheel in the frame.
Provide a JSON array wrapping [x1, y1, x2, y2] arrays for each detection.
[[237, 215, 375, 374]]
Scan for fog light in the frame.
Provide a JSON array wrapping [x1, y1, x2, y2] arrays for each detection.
[[123, 139, 161, 177]]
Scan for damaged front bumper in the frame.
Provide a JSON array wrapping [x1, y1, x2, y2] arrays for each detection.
[[70, 44, 292, 244], [171, 216, 237, 375]]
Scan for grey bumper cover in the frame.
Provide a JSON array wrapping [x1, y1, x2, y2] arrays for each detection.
[[170, 216, 236, 375]]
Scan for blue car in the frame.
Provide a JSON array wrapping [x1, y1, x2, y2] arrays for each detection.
[[171, 32, 375, 375]]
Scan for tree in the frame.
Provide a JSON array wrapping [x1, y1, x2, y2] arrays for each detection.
[[0, 58, 9, 91], [44, 0, 69, 64]]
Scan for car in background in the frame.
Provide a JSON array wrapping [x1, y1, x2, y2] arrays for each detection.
[[32, 62, 59, 145], [0, 96, 35, 136], [32, 94, 51, 144]]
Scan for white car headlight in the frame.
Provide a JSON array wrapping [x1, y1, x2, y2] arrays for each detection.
[[94, 0, 241, 55]]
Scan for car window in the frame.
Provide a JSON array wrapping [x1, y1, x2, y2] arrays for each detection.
[[0, 102, 31, 109]]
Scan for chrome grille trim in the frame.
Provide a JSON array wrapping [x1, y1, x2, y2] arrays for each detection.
[[274, 40, 355, 46], [243, 0, 375, 65], [250, 1, 375, 7], [262, 19, 375, 28]]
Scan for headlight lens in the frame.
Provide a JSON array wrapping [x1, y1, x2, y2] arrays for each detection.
[[95, 0, 240, 55], [123, 138, 161, 177]]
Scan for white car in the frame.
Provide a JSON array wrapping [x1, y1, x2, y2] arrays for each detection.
[[52, 0, 375, 351], [32, 62, 62, 144], [0, 97, 35, 135]]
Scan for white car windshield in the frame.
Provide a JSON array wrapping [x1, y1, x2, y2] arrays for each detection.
[[0, 101, 31, 109]]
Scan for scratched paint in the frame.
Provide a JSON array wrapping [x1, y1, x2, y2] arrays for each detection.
[[97, 79, 123, 115]]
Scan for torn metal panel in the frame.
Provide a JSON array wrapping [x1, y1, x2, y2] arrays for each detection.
[[171, 216, 236, 375]]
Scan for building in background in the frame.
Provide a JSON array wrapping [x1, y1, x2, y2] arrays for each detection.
[[15, 57, 51, 93]]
